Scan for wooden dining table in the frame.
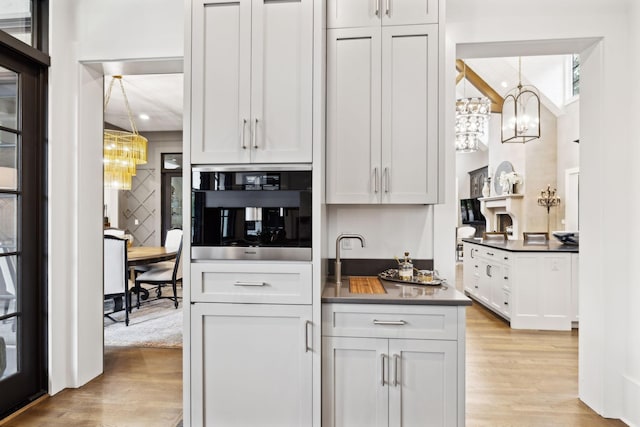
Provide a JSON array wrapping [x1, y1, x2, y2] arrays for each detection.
[[127, 246, 177, 303]]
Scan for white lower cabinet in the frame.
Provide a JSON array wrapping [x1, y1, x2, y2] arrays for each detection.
[[322, 304, 463, 427], [462, 241, 577, 331], [191, 303, 313, 426]]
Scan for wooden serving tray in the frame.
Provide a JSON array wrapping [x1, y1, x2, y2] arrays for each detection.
[[349, 276, 386, 294]]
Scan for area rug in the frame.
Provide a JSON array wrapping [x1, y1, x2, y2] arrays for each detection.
[[104, 297, 183, 348]]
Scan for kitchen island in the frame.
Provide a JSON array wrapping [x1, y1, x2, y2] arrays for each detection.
[[322, 277, 470, 427], [462, 238, 579, 331]]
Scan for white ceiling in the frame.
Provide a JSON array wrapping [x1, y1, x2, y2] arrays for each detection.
[[103, 73, 184, 133], [457, 54, 573, 116]]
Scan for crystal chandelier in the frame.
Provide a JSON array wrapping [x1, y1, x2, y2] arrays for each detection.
[[103, 75, 148, 190], [455, 61, 491, 153], [501, 57, 541, 144], [455, 97, 491, 152]]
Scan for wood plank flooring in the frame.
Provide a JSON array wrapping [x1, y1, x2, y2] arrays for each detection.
[[1, 287, 627, 426], [0, 347, 182, 427], [465, 296, 626, 426]]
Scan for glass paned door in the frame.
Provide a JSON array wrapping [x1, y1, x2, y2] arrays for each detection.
[[161, 153, 183, 243], [0, 49, 46, 418]]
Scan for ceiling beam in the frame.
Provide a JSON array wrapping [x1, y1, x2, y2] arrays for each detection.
[[456, 59, 504, 113]]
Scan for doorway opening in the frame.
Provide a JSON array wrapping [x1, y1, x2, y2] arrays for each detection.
[[100, 67, 185, 350]]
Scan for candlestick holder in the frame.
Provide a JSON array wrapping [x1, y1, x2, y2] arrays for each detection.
[[537, 185, 561, 234]]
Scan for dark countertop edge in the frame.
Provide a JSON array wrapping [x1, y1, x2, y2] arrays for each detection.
[[322, 277, 473, 306], [321, 296, 473, 306], [462, 238, 579, 253]]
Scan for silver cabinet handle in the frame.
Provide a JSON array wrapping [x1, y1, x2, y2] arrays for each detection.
[[305, 320, 312, 352], [374, 167, 379, 193], [375, 0, 380, 16], [386, 0, 390, 16], [241, 118, 248, 149], [252, 118, 259, 149], [487, 252, 494, 256], [384, 167, 390, 193], [373, 319, 406, 326], [393, 354, 399, 386], [486, 265, 492, 278], [234, 281, 266, 286], [381, 354, 387, 385]]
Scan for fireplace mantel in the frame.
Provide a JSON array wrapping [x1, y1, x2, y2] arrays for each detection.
[[479, 194, 524, 239]]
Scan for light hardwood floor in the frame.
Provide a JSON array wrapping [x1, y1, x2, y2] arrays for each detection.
[[465, 302, 625, 426], [1, 346, 182, 427], [1, 284, 627, 426]]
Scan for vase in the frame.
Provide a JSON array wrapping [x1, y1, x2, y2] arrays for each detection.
[[502, 183, 512, 195], [482, 180, 490, 198]]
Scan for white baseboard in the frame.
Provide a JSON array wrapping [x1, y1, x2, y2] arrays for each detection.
[[623, 374, 640, 427]]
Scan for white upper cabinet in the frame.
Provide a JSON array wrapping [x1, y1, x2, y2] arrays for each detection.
[[327, 0, 438, 28], [326, 24, 438, 204], [326, 27, 382, 204], [191, 0, 313, 164]]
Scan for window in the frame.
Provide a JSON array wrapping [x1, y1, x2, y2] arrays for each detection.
[[571, 54, 580, 97], [0, 0, 47, 53]]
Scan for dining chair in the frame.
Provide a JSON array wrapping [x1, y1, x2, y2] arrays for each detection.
[[104, 228, 126, 237], [104, 235, 132, 326], [134, 240, 183, 309], [0, 249, 17, 335], [134, 228, 183, 275], [482, 231, 508, 241], [523, 232, 549, 242]]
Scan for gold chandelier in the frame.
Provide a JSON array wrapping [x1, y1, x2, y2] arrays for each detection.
[[103, 75, 148, 190]]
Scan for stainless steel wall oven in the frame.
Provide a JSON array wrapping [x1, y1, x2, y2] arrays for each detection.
[[192, 165, 312, 261]]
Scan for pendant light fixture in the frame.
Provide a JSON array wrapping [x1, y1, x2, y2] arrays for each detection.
[[103, 75, 148, 190], [455, 60, 491, 153], [501, 57, 541, 144]]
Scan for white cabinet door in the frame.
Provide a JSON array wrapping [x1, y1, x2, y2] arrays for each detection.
[[327, 0, 438, 28], [511, 254, 572, 330], [192, 0, 312, 164], [478, 260, 492, 306], [388, 339, 458, 427], [381, 25, 438, 203], [462, 244, 480, 296], [192, 0, 252, 164], [382, 0, 438, 26], [322, 336, 389, 427], [326, 27, 382, 204], [327, 0, 380, 29], [191, 303, 313, 426], [250, 0, 313, 163]]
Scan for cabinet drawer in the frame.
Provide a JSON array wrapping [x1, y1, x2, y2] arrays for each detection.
[[322, 304, 458, 340], [191, 262, 312, 304]]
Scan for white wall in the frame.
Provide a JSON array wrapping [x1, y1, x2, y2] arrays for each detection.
[[326, 205, 433, 260], [626, 1, 640, 424], [119, 131, 182, 247], [446, 0, 635, 423], [455, 149, 487, 201], [556, 100, 580, 227], [48, 0, 184, 394]]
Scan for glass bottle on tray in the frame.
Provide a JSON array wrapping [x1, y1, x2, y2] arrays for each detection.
[[399, 251, 413, 281]]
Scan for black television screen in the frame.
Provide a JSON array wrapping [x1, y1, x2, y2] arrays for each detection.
[[460, 198, 485, 224]]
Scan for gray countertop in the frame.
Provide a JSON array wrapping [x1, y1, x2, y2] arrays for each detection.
[[322, 277, 472, 306], [462, 238, 579, 253]]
